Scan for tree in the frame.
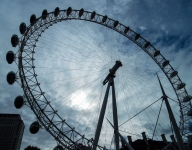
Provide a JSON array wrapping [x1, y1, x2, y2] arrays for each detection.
[[24, 145, 41, 150]]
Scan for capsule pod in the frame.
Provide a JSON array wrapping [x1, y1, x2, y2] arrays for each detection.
[[113, 21, 119, 28], [144, 42, 150, 48], [7, 71, 16, 85], [30, 14, 36, 24], [91, 11, 96, 19], [134, 34, 140, 41], [79, 8, 84, 17], [42, 9, 48, 20], [53, 145, 64, 150], [187, 109, 192, 116], [162, 60, 169, 68], [154, 50, 160, 57], [102, 15, 107, 23], [6, 51, 15, 64], [124, 27, 130, 34], [54, 7, 60, 17], [177, 83, 186, 90], [67, 7, 72, 16], [170, 71, 178, 78], [19, 22, 27, 34], [183, 95, 192, 102], [30, 121, 40, 134], [11, 34, 19, 47], [14, 96, 24, 109], [189, 125, 192, 131]]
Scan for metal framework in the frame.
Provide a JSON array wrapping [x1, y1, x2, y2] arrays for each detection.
[[9, 7, 191, 149], [93, 61, 122, 150], [157, 74, 186, 150]]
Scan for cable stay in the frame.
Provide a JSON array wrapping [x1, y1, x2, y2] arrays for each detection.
[[106, 118, 134, 150], [119, 97, 162, 127], [149, 99, 164, 149]]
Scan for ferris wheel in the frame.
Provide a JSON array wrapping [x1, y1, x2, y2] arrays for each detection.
[[6, 7, 192, 150]]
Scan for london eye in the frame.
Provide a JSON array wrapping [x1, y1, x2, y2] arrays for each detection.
[[6, 7, 192, 150]]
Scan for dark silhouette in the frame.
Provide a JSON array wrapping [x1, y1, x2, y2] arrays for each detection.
[[24, 145, 41, 150]]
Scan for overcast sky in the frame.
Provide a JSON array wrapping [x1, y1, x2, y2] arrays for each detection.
[[0, 0, 192, 150]]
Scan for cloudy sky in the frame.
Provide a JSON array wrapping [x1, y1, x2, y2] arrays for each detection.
[[0, 0, 192, 150]]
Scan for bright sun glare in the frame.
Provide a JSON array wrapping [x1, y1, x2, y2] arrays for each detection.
[[70, 92, 90, 110]]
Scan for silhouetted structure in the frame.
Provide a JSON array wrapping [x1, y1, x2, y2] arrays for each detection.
[[53, 145, 64, 150], [120, 139, 175, 150], [120, 138, 192, 150], [132, 139, 166, 150], [24, 145, 41, 150], [0, 114, 25, 150]]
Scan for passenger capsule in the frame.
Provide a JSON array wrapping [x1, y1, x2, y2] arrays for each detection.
[[14, 96, 24, 109], [79, 8, 84, 17], [53, 145, 64, 150], [91, 11, 96, 19], [162, 60, 169, 68], [67, 7, 72, 16], [144, 42, 150, 48], [113, 21, 119, 28], [6, 51, 15, 64], [170, 71, 178, 78], [7, 71, 16, 85], [187, 109, 192, 116], [30, 14, 36, 24], [134, 34, 140, 41], [30, 121, 40, 134], [19, 22, 27, 34], [102, 15, 108, 23], [11, 34, 19, 47], [183, 95, 192, 102], [189, 125, 192, 131], [54, 7, 60, 17], [42, 9, 48, 20], [124, 27, 130, 34], [154, 50, 160, 57], [177, 83, 186, 90]]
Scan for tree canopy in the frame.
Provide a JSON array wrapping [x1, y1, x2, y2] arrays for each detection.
[[24, 145, 41, 150]]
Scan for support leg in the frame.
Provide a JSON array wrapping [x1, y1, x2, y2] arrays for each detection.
[[111, 78, 119, 150], [93, 77, 112, 150], [157, 75, 185, 150]]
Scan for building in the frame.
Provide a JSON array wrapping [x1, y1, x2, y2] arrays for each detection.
[[0, 113, 25, 150], [120, 138, 191, 150]]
